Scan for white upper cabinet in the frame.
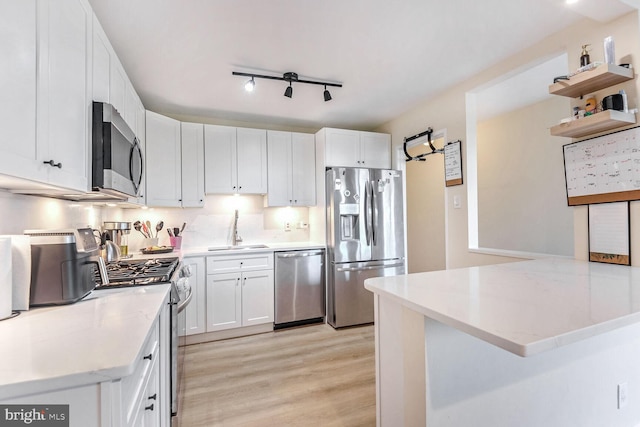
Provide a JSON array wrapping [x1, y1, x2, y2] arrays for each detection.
[[36, 0, 92, 191], [180, 122, 205, 207], [322, 128, 391, 169], [266, 131, 316, 206], [92, 15, 110, 103], [204, 125, 267, 194], [0, 0, 41, 182], [145, 111, 182, 207]]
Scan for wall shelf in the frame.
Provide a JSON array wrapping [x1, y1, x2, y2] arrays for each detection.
[[548, 64, 634, 98], [550, 110, 636, 138]]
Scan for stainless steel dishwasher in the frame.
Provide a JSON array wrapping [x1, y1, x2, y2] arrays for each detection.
[[274, 249, 326, 328]]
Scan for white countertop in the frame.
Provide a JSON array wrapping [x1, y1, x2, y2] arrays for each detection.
[[180, 241, 325, 257], [364, 258, 640, 357], [0, 284, 170, 400]]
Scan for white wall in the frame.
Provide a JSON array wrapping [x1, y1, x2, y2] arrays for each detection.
[[377, 11, 640, 269]]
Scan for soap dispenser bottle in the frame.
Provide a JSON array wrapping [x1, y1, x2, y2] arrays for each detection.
[[580, 44, 590, 67]]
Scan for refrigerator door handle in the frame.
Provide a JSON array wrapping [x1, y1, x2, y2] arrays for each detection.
[[336, 262, 404, 272], [371, 180, 378, 246], [364, 180, 371, 246]]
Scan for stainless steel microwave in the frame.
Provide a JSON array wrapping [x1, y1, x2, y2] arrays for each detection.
[[91, 102, 143, 199]]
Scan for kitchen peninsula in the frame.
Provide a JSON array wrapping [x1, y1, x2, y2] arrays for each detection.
[[365, 258, 640, 426]]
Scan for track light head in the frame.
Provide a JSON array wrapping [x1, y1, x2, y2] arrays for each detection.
[[244, 77, 255, 92], [284, 83, 293, 98], [324, 85, 332, 102]]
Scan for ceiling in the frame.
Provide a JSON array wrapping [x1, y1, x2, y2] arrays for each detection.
[[88, 0, 635, 131]]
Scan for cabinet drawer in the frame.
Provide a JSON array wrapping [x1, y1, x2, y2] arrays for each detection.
[[121, 319, 159, 425], [129, 356, 160, 427], [207, 253, 274, 273]]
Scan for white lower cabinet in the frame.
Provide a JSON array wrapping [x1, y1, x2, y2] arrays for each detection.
[[206, 253, 274, 332], [179, 257, 206, 336], [0, 293, 171, 427]]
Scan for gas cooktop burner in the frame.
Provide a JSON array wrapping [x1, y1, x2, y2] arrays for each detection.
[[95, 257, 180, 289]]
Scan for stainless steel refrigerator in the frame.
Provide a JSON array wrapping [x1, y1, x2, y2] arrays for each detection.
[[326, 167, 405, 328]]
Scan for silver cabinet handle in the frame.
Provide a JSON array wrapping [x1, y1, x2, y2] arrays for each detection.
[[336, 262, 404, 272], [277, 251, 324, 258]]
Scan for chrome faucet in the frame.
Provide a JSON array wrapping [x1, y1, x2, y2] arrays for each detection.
[[232, 209, 243, 246]]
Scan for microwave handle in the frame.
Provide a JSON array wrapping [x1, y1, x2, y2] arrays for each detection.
[[130, 137, 143, 194]]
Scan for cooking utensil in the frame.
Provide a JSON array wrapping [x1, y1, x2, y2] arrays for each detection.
[[168, 229, 174, 237], [142, 222, 151, 238], [145, 220, 152, 235], [180, 222, 186, 234], [173, 227, 180, 237], [133, 220, 147, 238], [156, 221, 164, 238]]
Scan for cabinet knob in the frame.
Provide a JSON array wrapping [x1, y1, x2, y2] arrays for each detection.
[[148, 393, 157, 401], [145, 404, 154, 411], [43, 160, 62, 169], [233, 186, 236, 190], [143, 353, 153, 361], [239, 186, 242, 190]]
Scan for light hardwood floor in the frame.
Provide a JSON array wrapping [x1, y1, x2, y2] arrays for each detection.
[[175, 323, 375, 427]]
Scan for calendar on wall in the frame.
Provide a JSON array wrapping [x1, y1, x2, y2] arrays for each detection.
[[563, 126, 640, 206]]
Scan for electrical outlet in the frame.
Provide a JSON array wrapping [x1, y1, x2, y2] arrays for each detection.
[[618, 382, 628, 409], [284, 222, 291, 232]]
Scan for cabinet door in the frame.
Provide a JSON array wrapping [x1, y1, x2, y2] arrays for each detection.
[[91, 15, 110, 103], [145, 111, 182, 207], [179, 257, 206, 336], [124, 83, 138, 132], [37, 0, 91, 191], [236, 128, 267, 194], [361, 131, 391, 169], [291, 132, 316, 206], [206, 272, 242, 332], [180, 122, 205, 207], [110, 58, 126, 118], [241, 269, 274, 326], [325, 128, 361, 167], [204, 125, 237, 194], [266, 130, 292, 206], [0, 0, 42, 182]]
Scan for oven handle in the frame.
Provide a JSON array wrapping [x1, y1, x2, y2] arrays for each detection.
[[177, 282, 193, 313]]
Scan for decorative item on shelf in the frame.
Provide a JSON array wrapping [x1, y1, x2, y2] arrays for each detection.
[[232, 70, 342, 102], [580, 44, 590, 67], [585, 95, 597, 116]]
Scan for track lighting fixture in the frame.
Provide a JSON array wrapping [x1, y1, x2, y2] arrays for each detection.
[[244, 77, 255, 92], [323, 85, 332, 102], [232, 70, 342, 102]]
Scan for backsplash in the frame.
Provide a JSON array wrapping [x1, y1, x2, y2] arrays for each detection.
[[117, 195, 312, 251], [0, 190, 106, 234], [0, 191, 314, 251]]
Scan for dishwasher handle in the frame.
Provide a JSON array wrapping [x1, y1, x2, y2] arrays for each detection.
[[277, 251, 325, 258]]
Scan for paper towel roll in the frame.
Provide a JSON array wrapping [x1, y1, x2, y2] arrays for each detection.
[[0, 235, 31, 311], [0, 238, 12, 320]]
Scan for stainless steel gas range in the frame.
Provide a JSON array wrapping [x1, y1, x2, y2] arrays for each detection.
[[94, 256, 192, 419]]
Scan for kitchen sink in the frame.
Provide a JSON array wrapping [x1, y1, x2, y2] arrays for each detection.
[[207, 244, 270, 251]]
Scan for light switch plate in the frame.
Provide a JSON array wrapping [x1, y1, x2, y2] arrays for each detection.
[[453, 195, 461, 209]]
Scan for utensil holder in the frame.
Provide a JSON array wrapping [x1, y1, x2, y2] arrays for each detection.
[[142, 238, 158, 249], [169, 236, 182, 249]]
